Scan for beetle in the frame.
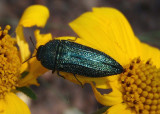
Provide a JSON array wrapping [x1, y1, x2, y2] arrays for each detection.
[[36, 39, 124, 85]]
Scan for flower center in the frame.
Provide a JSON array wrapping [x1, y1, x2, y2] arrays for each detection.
[[120, 57, 160, 114], [0, 25, 21, 99]]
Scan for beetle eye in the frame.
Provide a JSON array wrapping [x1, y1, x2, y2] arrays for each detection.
[[36, 45, 44, 61]]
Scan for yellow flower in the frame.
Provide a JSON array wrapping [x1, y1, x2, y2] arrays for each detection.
[[0, 5, 51, 114], [68, 8, 160, 114]]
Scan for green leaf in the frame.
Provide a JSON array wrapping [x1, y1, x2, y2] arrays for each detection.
[[16, 87, 37, 100], [21, 71, 29, 79], [93, 106, 110, 114]]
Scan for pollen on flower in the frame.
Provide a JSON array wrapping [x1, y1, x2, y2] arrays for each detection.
[[120, 57, 160, 114], [0, 25, 21, 99]]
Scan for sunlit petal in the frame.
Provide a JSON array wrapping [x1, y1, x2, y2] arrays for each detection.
[[0, 93, 30, 114], [16, 25, 31, 62], [20, 62, 29, 73], [69, 8, 141, 66], [140, 42, 160, 68], [91, 83, 123, 106], [18, 57, 48, 87], [18, 5, 49, 27], [106, 103, 131, 114], [34, 29, 52, 48]]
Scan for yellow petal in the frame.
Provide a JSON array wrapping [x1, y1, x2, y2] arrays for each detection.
[[20, 62, 29, 73], [95, 75, 121, 89], [16, 25, 31, 62], [91, 83, 123, 106], [95, 81, 111, 89], [140, 42, 160, 68], [0, 93, 30, 114], [16, 5, 49, 62], [59, 71, 111, 89], [34, 29, 52, 48], [69, 7, 141, 66], [18, 5, 49, 27], [106, 103, 131, 114], [18, 57, 48, 87]]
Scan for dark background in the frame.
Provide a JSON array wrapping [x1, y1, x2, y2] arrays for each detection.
[[0, 0, 160, 114]]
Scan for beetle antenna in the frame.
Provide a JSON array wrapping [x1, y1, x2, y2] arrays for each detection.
[[22, 37, 38, 64], [22, 55, 36, 64], [29, 37, 37, 51]]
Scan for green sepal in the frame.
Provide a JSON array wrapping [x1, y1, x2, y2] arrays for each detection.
[[16, 87, 37, 100], [93, 106, 110, 114], [21, 71, 29, 79]]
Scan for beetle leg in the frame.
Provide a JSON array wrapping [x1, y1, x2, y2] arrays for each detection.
[[73, 74, 83, 88], [57, 71, 65, 79]]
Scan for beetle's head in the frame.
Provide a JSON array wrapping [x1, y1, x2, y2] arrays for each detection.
[[36, 44, 57, 70], [36, 45, 44, 61]]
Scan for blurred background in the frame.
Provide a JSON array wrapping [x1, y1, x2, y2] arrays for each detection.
[[0, 0, 160, 114]]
